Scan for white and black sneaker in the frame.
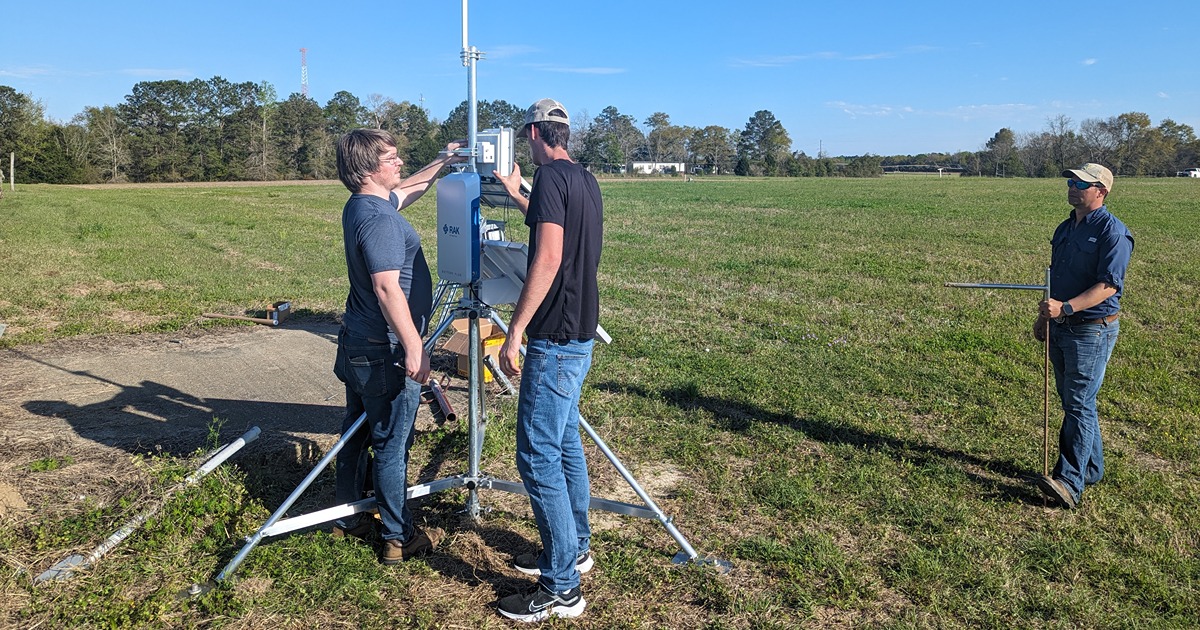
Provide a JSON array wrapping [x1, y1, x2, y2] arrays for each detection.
[[498, 584, 586, 622], [513, 550, 594, 576]]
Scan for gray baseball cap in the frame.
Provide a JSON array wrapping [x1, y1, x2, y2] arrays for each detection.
[[517, 98, 570, 138]]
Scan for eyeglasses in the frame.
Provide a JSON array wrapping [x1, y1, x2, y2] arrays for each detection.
[[378, 155, 402, 165], [1068, 179, 1104, 190]]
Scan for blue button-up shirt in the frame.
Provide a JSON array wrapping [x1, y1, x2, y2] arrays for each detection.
[[1049, 206, 1134, 319]]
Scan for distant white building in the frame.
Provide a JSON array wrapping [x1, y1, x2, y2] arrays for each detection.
[[628, 161, 686, 175]]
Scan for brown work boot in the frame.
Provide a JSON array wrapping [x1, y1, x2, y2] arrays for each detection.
[[331, 518, 377, 542], [381, 527, 443, 564], [1035, 475, 1077, 509]]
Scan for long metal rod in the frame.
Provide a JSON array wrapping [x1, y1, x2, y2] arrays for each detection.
[[216, 413, 366, 582], [946, 271, 1055, 481], [1043, 267, 1051, 478], [944, 282, 1046, 291], [37, 427, 261, 583]]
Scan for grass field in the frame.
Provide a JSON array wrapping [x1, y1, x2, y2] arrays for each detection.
[[1, 176, 1198, 627]]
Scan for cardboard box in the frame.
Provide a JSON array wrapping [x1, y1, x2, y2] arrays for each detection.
[[443, 318, 506, 382]]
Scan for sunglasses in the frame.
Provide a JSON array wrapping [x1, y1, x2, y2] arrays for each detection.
[[1068, 179, 1104, 190]]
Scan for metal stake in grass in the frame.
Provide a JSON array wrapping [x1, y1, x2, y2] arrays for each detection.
[[35, 426, 261, 584], [945, 268, 1053, 482]]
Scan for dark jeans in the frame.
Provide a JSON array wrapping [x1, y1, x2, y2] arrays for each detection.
[[332, 328, 422, 542], [1048, 318, 1120, 503]]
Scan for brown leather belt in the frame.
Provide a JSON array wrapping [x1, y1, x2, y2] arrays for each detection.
[[1061, 312, 1120, 326]]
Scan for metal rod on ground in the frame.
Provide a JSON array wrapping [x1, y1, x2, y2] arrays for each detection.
[[429, 378, 457, 422], [201, 313, 279, 326], [215, 413, 366, 583], [36, 426, 261, 584]]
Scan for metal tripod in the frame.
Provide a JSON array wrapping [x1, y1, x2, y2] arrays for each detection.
[[214, 287, 727, 583]]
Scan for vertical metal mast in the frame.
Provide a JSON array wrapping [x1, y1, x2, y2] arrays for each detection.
[[462, 0, 479, 174], [461, 0, 484, 517]]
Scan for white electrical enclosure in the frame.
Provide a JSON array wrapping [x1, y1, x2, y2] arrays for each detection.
[[475, 127, 514, 177], [436, 171, 482, 283]]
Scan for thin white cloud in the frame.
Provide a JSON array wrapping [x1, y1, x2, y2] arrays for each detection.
[[733, 46, 934, 67], [846, 52, 896, 61], [827, 101, 909, 118], [1157, 91, 1169, 99], [485, 44, 538, 59], [1082, 58, 1097, 65], [121, 68, 192, 78], [0, 65, 53, 78], [729, 52, 837, 68], [826, 100, 1036, 121], [942, 103, 1038, 120], [525, 63, 624, 75]]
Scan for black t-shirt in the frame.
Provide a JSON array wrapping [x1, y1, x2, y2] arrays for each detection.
[[525, 159, 603, 340]]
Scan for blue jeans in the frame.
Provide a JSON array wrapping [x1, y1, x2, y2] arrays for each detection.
[[515, 338, 594, 592], [1048, 319, 1120, 503], [333, 328, 422, 542]]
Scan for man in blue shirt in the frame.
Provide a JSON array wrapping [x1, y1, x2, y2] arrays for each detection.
[[1034, 162, 1134, 509], [332, 129, 462, 562]]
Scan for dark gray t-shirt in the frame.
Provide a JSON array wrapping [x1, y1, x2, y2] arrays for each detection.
[[341, 192, 432, 341], [525, 159, 603, 340]]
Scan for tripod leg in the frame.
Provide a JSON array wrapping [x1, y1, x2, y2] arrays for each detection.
[[487, 311, 724, 567], [466, 313, 483, 518], [215, 413, 367, 583]]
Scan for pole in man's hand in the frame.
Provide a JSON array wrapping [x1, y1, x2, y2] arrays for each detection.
[[945, 268, 1052, 489]]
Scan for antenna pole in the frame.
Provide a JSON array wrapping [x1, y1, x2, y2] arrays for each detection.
[[300, 48, 309, 98], [461, 0, 480, 173]]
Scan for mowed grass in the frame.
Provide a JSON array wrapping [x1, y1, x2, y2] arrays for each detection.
[[1, 176, 1198, 627]]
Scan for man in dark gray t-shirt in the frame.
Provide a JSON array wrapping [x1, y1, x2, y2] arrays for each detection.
[[331, 129, 462, 564]]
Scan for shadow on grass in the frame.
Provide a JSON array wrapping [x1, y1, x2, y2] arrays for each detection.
[[594, 380, 1044, 506]]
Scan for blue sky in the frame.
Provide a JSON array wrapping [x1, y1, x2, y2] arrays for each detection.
[[3, 1, 1196, 156]]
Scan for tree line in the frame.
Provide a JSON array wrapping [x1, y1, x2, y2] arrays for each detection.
[[882, 113, 1199, 178], [3, 78, 1196, 185]]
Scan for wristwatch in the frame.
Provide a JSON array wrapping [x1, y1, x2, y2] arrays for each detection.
[[1061, 301, 1075, 317]]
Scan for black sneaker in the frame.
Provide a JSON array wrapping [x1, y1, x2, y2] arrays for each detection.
[[498, 584, 586, 622], [513, 550, 594, 576]]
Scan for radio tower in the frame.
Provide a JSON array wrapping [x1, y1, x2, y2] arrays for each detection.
[[300, 48, 309, 97]]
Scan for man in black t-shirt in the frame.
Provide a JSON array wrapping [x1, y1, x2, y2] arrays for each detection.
[[494, 99, 603, 623]]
